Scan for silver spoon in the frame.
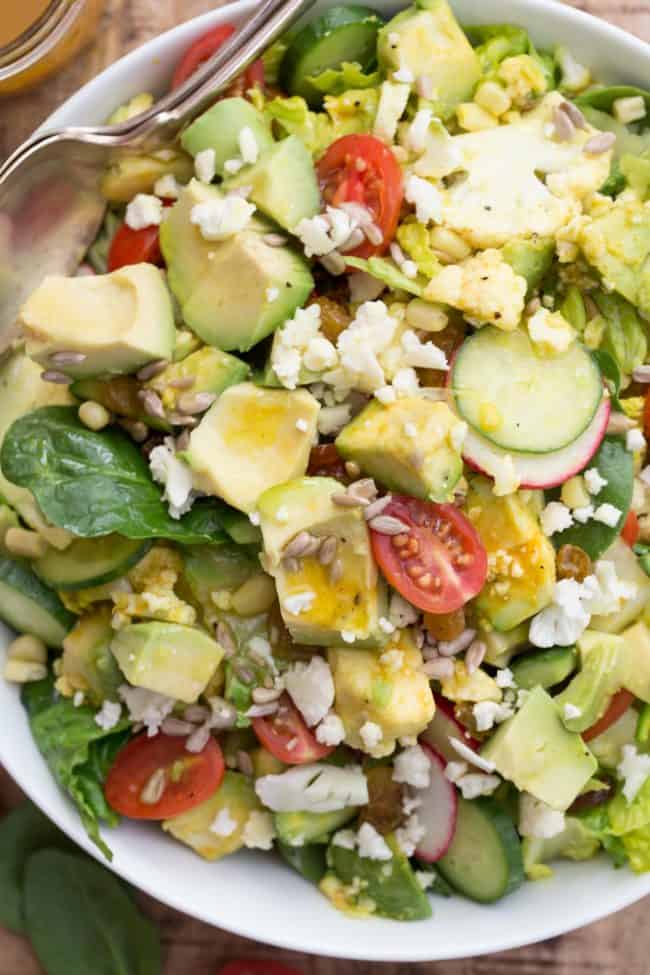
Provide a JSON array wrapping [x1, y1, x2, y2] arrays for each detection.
[[0, 0, 316, 348]]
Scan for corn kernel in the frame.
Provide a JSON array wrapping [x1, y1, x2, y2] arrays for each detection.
[[561, 476, 591, 510], [405, 298, 448, 332], [4, 527, 48, 559], [78, 400, 112, 432], [231, 573, 277, 617], [429, 227, 472, 263], [7, 634, 47, 664], [456, 103, 499, 132], [4, 659, 48, 683], [474, 81, 512, 118]]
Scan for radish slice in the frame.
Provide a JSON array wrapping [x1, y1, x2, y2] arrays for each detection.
[[414, 744, 458, 862], [462, 396, 611, 490], [420, 694, 480, 764]]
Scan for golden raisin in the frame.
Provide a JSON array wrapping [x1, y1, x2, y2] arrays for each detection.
[[359, 766, 405, 835], [309, 295, 352, 343], [556, 544, 593, 582], [423, 607, 466, 642]]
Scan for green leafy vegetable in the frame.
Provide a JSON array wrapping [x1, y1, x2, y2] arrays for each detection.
[[278, 841, 327, 884], [464, 24, 530, 72], [24, 849, 161, 975], [575, 804, 628, 867], [634, 543, 650, 577], [261, 33, 296, 85], [262, 95, 338, 156], [560, 285, 587, 332], [576, 85, 650, 124], [345, 256, 424, 296], [396, 222, 441, 279], [22, 678, 130, 858], [0, 802, 71, 933], [306, 61, 381, 97], [592, 349, 624, 411], [592, 292, 648, 382], [0, 407, 228, 544], [609, 777, 650, 837], [85, 210, 121, 274]]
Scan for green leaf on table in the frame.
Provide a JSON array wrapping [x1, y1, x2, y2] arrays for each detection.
[[0, 406, 228, 544], [24, 849, 161, 975], [22, 678, 130, 858]]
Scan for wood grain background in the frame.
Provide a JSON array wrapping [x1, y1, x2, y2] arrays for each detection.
[[1, 1, 649, 971]]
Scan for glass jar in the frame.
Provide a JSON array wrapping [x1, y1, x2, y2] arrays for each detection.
[[0, 0, 105, 95]]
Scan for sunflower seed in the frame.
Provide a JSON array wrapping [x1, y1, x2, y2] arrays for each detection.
[[183, 704, 211, 723], [344, 461, 361, 478], [438, 628, 477, 658], [560, 100, 587, 130], [41, 370, 73, 385], [465, 639, 486, 675], [318, 536, 338, 565], [49, 350, 87, 365], [139, 389, 166, 420], [167, 412, 199, 427], [247, 701, 279, 718], [607, 411, 635, 434], [237, 750, 254, 776], [216, 621, 236, 657], [140, 767, 167, 804], [283, 556, 300, 573], [332, 492, 368, 508], [136, 359, 169, 382], [186, 723, 212, 753], [584, 132, 616, 155], [161, 717, 195, 736], [329, 558, 343, 583], [633, 364, 650, 384], [320, 251, 346, 276], [263, 232, 289, 247], [368, 515, 411, 535], [252, 686, 283, 704], [284, 530, 316, 558], [348, 478, 377, 502], [175, 429, 191, 451], [176, 391, 217, 415], [364, 222, 384, 246], [167, 376, 195, 390], [208, 699, 238, 730], [552, 106, 575, 141], [422, 657, 455, 680], [364, 495, 392, 520], [119, 419, 149, 442], [340, 228, 366, 253]]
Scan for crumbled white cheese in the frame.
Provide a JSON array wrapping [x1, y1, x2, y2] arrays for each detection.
[[457, 773, 501, 799], [242, 810, 276, 850], [73, 690, 85, 708], [527, 308, 575, 354], [316, 712, 346, 747], [404, 174, 442, 224], [283, 591, 316, 615], [285, 656, 334, 727], [393, 745, 431, 789], [294, 207, 357, 258], [153, 173, 181, 199], [573, 504, 595, 524], [238, 126, 259, 165], [249, 510, 260, 526], [149, 439, 195, 519], [360, 721, 384, 752], [472, 700, 514, 732], [391, 367, 420, 399], [194, 148, 216, 183], [340, 630, 356, 644], [541, 501, 574, 536], [357, 822, 393, 861], [210, 807, 238, 836], [375, 385, 397, 405], [593, 503, 622, 528], [586, 559, 638, 617], [118, 685, 175, 736], [407, 108, 433, 154], [255, 763, 369, 812], [415, 870, 435, 890], [393, 66, 414, 84], [529, 577, 592, 648], [335, 301, 399, 393], [378, 617, 396, 635], [190, 194, 255, 241], [584, 467, 608, 495], [318, 404, 352, 436], [223, 158, 244, 175], [618, 745, 650, 803], [563, 703, 582, 721], [395, 812, 425, 856], [303, 336, 338, 373], [125, 193, 163, 230], [519, 793, 566, 838], [444, 761, 469, 783], [495, 667, 515, 689], [389, 591, 420, 628], [626, 428, 646, 453], [332, 829, 357, 850], [94, 700, 122, 731], [400, 329, 448, 371]]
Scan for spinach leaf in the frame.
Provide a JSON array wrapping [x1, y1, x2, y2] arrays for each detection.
[[24, 849, 161, 975], [0, 407, 227, 544], [592, 348, 623, 411], [0, 802, 72, 933], [22, 678, 130, 858]]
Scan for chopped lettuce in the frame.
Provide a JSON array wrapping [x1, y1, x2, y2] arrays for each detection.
[[591, 292, 648, 383], [396, 222, 441, 279], [345, 256, 424, 297], [608, 778, 650, 837], [464, 24, 530, 72], [306, 62, 382, 98], [261, 87, 379, 157], [622, 828, 650, 872], [261, 34, 296, 85]]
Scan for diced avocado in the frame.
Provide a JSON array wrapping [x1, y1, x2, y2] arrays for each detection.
[[329, 630, 435, 755], [70, 375, 170, 432], [467, 478, 556, 631], [163, 771, 260, 860], [160, 180, 314, 353], [510, 646, 577, 691], [590, 538, 650, 633], [335, 398, 464, 502], [587, 707, 638, 769], [377, 0, 481, 119], [577, 196, 650, 316], [619, 621, 650, 702], [278, 842, 327, 884], [0, 504, 18, 551], [522, 816, 600, 880], [553, 635, 620, 733], [224, 135, 320, 231], [480, 686, 597, 811], [502, 237, 554, 295], [111, 621, 223, 703], [21, 264, 175, 380], [180, 97, 274, 179], [173, 329, 202, 361], [145, 346, 250, 411], [482, 623, 530, 667], [258, 477, 387, 647], [180, 542, 258, 621], [324, 833, 432, 921], [440, 660, 501, 703], [275, 808, 357, 847], [60, 605, 122, 704], [187, 383, 319, 513], [100, 149, 193, 203]]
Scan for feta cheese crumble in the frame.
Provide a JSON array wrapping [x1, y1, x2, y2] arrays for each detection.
[[194, 148, 216, 183], [618, 745, 650, 803], [495, 667, 515, 689], [392, 745, 431, 789], [149, 439, 196, 519], [563, 703, 582, 721], [472, 700, 514, 732], [593, 503, 622, 528], [239, 126, 260, 165], [285, 656, 334, 727], [153, 173, 181, 199], [94, 699, 122, 731], [404, 174, 442, 224], [626, 428, 646, 453], [584, 467, 608, 495], [359, 721, 384, 752], [395, 812, 425, 856], [210, 807, 238, 837], [255, 763, 369, 812], [125, 193, 163, 230], [242, 810, 276, 850], [540, 501, 574, 536], [316, 712, 346, 747], [190, 194, 255, 241], [457, 773, 501, 799], [357, 822, 393, 861], [118, 685, 175, 736], [519, 794, 566, 838]]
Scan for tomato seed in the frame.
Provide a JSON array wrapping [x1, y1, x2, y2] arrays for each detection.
[[392, 534, 410, 548], [419, 573, 432, 587], [407, 564, 424, 578]]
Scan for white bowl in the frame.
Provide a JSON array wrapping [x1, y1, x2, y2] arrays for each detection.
[[1, 0, 650, 960]]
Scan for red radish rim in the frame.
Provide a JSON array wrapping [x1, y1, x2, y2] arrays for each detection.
[[415, 742, 459, 863]]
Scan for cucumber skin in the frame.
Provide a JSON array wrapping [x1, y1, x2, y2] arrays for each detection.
[[34, 538, 151, 591], [0, 556, 75, 646], [436, 797, 524, 904], [511, 646, 577, 691]]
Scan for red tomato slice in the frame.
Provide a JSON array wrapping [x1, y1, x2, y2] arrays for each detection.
[[621, 510, 640, 548], [105, 732, 224, 820], [171, 24, 264, 95], [370, 496, 488, 614], [307, 443, 349, 482], [219, 962, 302, 975], [583, 689, 635, 742], [107, 223, 163, 271], [252, 695, 334, 765], [317, 134, 403, 259]]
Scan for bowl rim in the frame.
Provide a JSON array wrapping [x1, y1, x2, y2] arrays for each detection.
[[5, 0, 650, 960]]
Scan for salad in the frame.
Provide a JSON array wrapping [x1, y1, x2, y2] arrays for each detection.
[[1, 0, 650, 923]]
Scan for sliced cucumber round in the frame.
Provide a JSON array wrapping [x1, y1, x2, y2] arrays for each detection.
[[436, 797, 524, 903], [280, 5, 383, 106], [0, 556, 75, 648], [33, 535, 151, 591], [510, 646, 577, 691], [451, 327, 603, 454]]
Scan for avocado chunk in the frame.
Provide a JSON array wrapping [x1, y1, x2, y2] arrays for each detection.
[[522, 816, 600, 880], [180, 97, 274, 179], [482, 623, 530, 667], [553, 634, 621, 733], [275, 807, 357, 847], [278, 842, 327, 884], [186, 383, 319, 513], [61, 605, 122, 705], [480, 686, 597, 810], [111, 621, 223, 703], [224, 135, 320, 231], [324, 833, 432, 921], [468, 478, 556, 632], [377, 0, 481, 119], [180, 541, 258, 623], [100, 149, 193, 203], [502, 237, 554, 295], [590, 538, 650, 633], [578, 197, 650, 316], [221, 508, 263, 546], [163, 771, 260, 860], [160, 180, 314, 352], [329, 630, 435, 754], [258, 476, 387, 647], [21, 264, 175, 380], [510, 646, 577, 691], [335, 398, 465, 502], [587, 707, 638, 769], [145, 345, 250, 411]]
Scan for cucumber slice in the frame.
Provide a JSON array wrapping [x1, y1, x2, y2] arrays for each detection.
[[34, 535, 151, 591], [436, 797, 524, 903], [451, 328, 603, 454], [280, 5, 383, 106], [511, 646, 577, 691], [0, 556, 75, 647]]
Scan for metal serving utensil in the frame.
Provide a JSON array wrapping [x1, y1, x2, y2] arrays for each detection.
[[0, 0, 316, 348]]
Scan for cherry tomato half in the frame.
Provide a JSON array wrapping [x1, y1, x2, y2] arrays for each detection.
[[105, 732, 224, 820], [317, 134, 403, 259], [218, 962, 302, 975], [621, 511, 640, 548], [307, 443, 349, 482], [370, 496, 488, 614], [583, 689, 635, 742], [252, 695, 334, 765], [107, 223, 163, 271], [171, 24, 264, 95]]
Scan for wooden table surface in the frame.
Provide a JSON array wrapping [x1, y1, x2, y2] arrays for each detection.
[[1, 1, 649, 971]]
